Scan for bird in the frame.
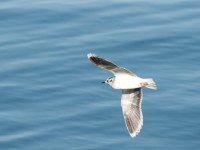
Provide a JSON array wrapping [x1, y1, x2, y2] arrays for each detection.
[[87, 53, 157, 138]]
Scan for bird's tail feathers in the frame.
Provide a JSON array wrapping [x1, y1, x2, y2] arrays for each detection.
[[143, 78, 157, 90]]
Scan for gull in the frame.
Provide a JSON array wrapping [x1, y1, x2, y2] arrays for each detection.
[[87, 53, 157, 138]]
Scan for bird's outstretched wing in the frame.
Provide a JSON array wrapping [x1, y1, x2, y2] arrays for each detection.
[[87, 53, 136, 76], [121, 88, 143, 138]]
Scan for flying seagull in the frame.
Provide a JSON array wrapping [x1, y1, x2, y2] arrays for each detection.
[[87, 53, 157, 138]]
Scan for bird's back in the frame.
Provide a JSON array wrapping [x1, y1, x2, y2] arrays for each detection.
[[112, 75, 142, 89]]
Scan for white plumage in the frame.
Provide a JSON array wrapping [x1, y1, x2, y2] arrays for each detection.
[[87, 53, 157, 138]]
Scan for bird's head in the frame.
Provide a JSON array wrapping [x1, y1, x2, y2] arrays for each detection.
[[102, 77, 115, 86]]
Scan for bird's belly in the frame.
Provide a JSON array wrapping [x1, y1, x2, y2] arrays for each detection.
[[112, 76, 142, 89]]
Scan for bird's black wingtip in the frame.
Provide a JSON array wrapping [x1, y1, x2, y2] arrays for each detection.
[[87, 53, 96, 59]]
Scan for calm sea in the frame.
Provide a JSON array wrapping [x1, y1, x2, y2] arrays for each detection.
[[0, 0, 200, 149]]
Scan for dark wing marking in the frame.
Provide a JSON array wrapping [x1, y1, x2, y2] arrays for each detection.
[[87, 53, 136, 76], [121, 88, 143, 138]]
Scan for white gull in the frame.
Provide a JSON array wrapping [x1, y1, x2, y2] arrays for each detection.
[[88, 53, 157, 138]]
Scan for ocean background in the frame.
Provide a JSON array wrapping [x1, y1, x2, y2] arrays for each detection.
[[0, 0, 200, 149]]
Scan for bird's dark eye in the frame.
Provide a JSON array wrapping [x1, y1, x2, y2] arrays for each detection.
[[110, 79, 112, 82]]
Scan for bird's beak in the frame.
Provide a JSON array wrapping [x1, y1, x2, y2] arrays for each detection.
[[101, 81, 106, 84]]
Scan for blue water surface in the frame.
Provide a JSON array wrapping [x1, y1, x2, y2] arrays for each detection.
[[0, 0, 200, 149]]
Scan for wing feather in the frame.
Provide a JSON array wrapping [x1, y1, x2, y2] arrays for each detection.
[[88, 53, 136, 76], [121, 88, 143, 138]]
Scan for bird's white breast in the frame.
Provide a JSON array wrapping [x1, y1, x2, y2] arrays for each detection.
[[112, 75, 142, 89]]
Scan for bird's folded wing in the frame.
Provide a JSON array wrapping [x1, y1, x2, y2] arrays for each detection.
[[88, 53, 136, 76], [121, 88, 143, 138]]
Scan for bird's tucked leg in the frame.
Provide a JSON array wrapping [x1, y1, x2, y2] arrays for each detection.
[[140, 82, 148, 87]]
